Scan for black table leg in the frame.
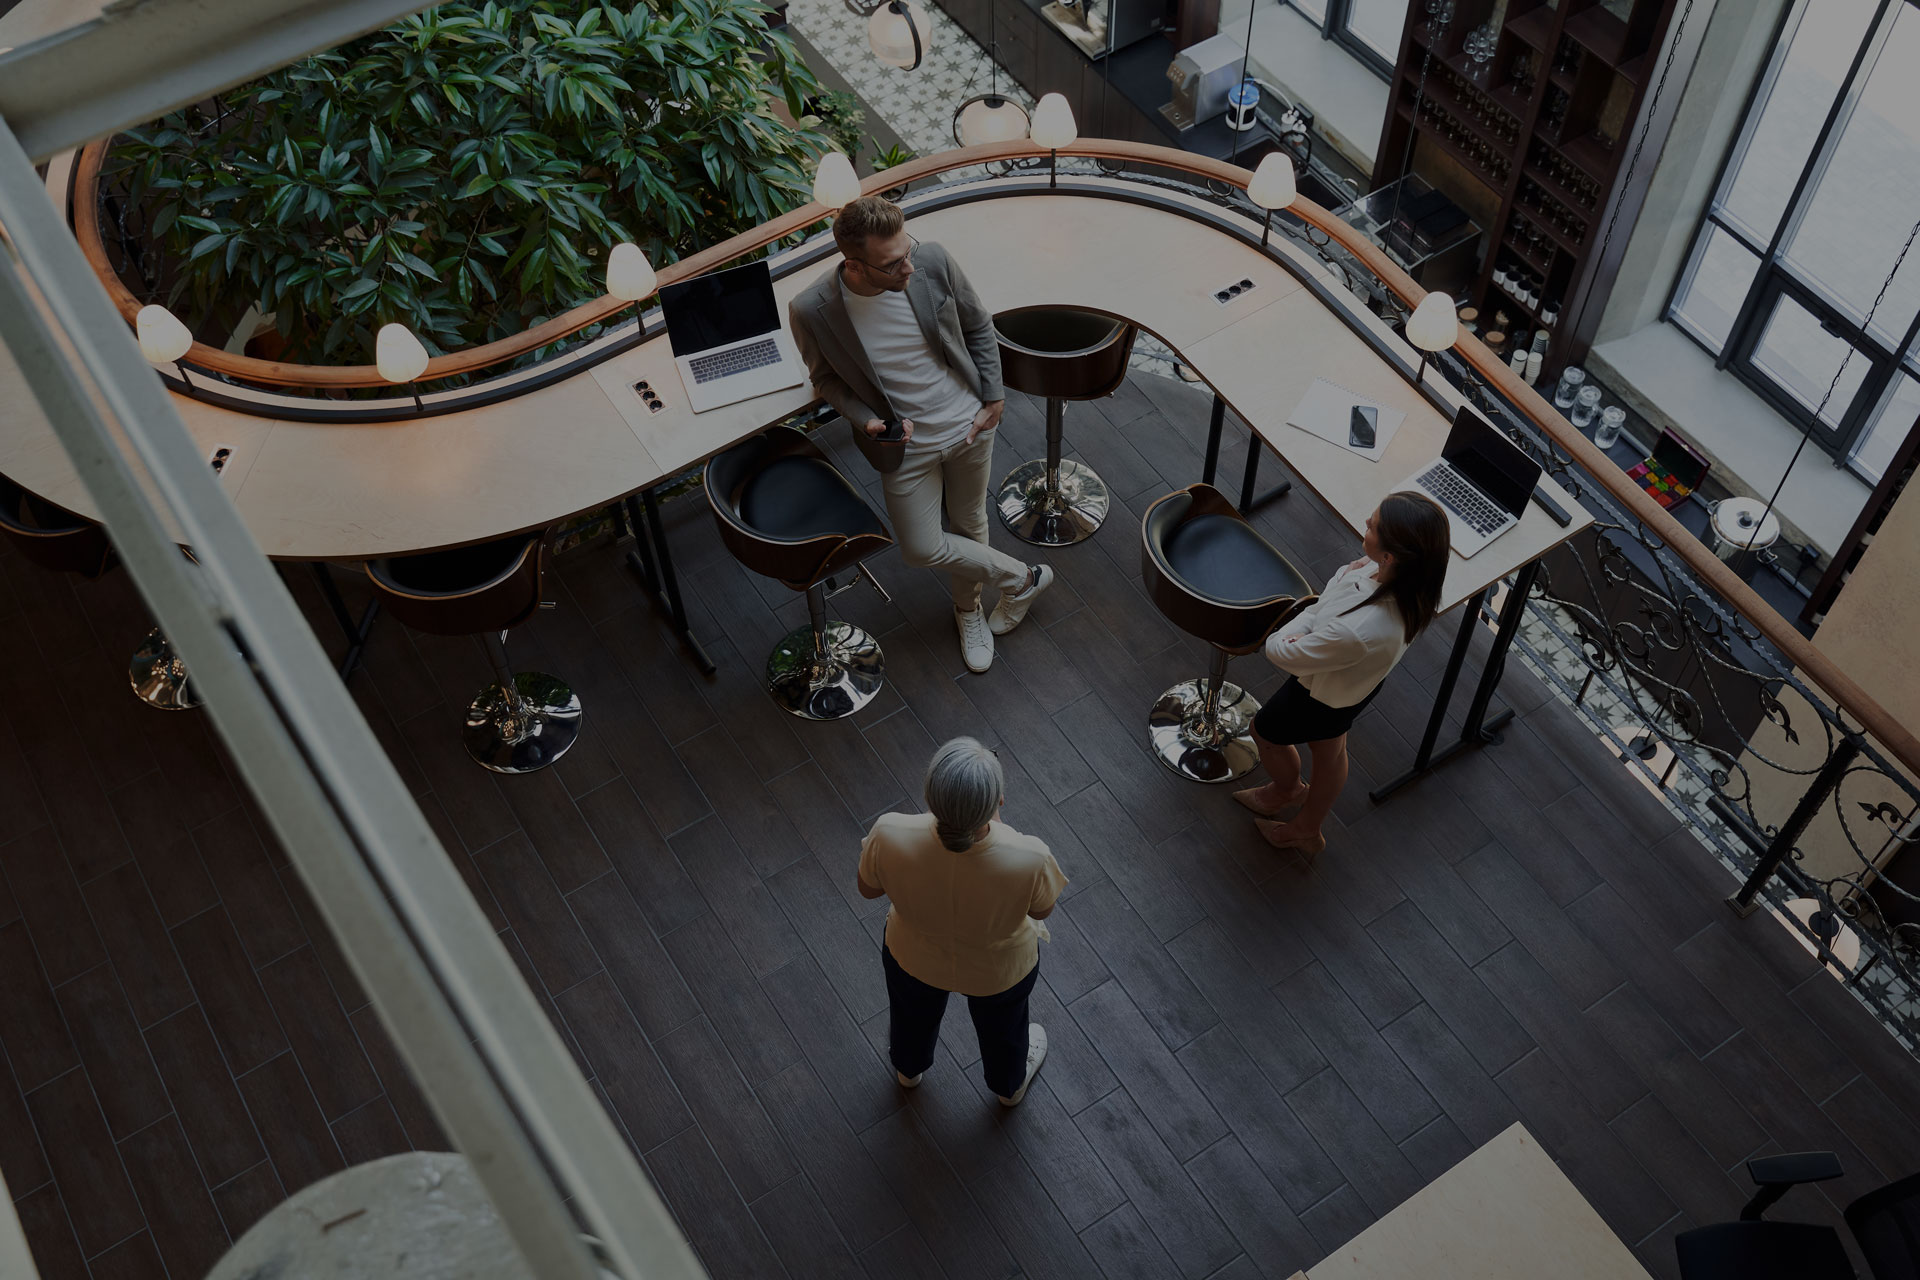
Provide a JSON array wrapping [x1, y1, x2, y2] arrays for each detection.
[[623, 489, 716, 675], [308, 562, 379, 680], [1202, 395, 1225, 487], [1236, 430, 1292, 515], [1368, 560, 1542, 802]]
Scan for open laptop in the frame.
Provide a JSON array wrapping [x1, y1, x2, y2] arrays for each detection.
[[659, 260, 805, 413], [1398, 406, 1542, 557]]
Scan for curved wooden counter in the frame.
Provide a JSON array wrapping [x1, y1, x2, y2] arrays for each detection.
[[7, 173, 1579, 613]]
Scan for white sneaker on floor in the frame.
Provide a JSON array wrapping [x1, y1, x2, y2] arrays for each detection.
[[988, 565, 1053, 636], [997, 1024, 1048, 1107], [956, 606, 994, 673], [896, 1069, 923, 1088]]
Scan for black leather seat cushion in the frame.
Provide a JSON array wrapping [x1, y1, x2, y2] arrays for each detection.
[[1674, 1222, 1854, 1280], [1160, 514, 1311, 605], [738, 456, 885, 541], [377, 533, 533, 597]]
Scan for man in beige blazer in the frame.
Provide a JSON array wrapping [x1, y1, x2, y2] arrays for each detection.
[[789, 196, 1052, 673]]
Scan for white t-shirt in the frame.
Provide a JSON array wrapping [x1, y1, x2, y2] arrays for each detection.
[[840, 275, 980, 452], [1264, 558, 1411, 708]]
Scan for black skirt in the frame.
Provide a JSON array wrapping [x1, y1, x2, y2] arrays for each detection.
[[1252, 676, 1383, 745]]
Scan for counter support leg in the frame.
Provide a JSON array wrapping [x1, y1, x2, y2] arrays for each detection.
[[623, 489, 716, 676], [309, 562, 379, 680], [1202, 394, 1225, 487], [1236, 432, 1291, 516], [1368, 585, 1489, 803]]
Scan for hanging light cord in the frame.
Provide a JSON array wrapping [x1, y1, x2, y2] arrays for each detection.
[[1751, 211, 1920, 541], [1388, 5, 1450, 238], [1228, 1, 1258, 167]]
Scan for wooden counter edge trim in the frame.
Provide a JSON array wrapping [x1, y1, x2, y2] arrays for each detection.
[[72, 137, 1920, 783]]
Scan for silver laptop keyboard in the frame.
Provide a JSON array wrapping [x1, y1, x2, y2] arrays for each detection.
[[1418, 462, 1509, 536], [688, 337, 781, 384]]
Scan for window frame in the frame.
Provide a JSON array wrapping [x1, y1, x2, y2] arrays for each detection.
[[1272, 0, 1405, 81], [1665, 0, 1920, 479]]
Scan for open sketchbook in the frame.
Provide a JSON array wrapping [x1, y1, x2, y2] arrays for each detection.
[[1287, 377, 1405, 462]]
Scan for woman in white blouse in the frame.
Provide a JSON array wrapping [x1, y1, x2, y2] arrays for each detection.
[[1235, 491, 1451, 855]]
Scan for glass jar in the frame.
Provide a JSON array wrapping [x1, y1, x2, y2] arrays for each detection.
[[1553, 365, 1586, 410], [1571, 384, 1602, 429], [1595, 405, 1626, 449]]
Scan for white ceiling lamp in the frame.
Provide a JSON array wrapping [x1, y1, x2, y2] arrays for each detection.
[[1029, 93, 1076, 187], [953, 0, 1030, 149], [1247, 153, 1297, 248], [812, 150, 864, 210], [135, 303, 194, 385], [605, 242, 658, 304], [375, 322, 431, 412], [1405, 291, 1458, 386], [863, 0, 931, 71]]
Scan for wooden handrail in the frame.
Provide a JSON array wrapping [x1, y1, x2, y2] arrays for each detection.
[[72, 134, 1920, 781]]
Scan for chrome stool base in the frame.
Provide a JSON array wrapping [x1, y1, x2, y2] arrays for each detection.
[[464, 673, 582, 774], [996, 458, 1109, 545], [130, 628, 201, 711], [768, 621, 885, 721], [1149, 676, 1263, 783]]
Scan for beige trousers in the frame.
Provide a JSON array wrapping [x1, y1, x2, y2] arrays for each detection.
[[881, 431, 1031, 611]]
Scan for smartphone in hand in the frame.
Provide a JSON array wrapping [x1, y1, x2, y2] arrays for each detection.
[[1349, 405, 1378, 450], [877, 418, 906, 441]]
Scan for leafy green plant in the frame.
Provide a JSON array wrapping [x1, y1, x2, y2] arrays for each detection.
[[870, 141, 917, 173], [107, 0, 828, 364], [802, 90, 866, 164]]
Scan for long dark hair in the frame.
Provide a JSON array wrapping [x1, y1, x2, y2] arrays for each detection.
[[1344, 491, 1450, 642]]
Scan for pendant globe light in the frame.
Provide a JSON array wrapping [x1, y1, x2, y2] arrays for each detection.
[[860, 0, 932, 71], [953, 0, 1030, 148]]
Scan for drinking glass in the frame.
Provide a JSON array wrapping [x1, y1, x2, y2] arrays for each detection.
[[1553, 365, 1586, 409], [1595, 405, 1626, 449], [1570, 384, 1602, 429]]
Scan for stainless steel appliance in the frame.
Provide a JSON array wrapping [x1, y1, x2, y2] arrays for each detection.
[[1162, 33, 1244, 130]]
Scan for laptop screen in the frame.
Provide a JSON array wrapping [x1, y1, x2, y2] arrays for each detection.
[[1441, 406, 1541, 517], [659, 261, 781, 357]]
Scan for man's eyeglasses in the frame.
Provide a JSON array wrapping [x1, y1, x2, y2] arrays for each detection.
[[860, 235, 919, 279]]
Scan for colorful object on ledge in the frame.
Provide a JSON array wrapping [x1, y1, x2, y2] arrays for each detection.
[[1626, 428, 1711, 509]]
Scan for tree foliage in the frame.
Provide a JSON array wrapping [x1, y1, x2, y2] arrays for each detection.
[[108, 0, 828, 364]]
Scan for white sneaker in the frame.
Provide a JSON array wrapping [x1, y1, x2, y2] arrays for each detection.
[[988, 565, 1053, 636], [896, 1069, 923, 1088], [956, 606, 994, 673], [997, 1024, 1048, 1107]]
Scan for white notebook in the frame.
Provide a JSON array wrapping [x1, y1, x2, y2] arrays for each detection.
[[1287, 378, 1405, 462]]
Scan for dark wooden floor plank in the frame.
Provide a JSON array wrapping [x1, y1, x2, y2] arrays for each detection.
[[169, 908, 288, 1076], [12, 1181, 89, 1280], [982, 1075, 1125, 1232], [647, 1124, 788, 1279], [1678, 924, 1859, 1107], [671, 814, 806, 978], [0, 827, 105, 986], [1069, 979, 1226, 1162], [861, 1107, 1019, 1280], [1176, 1025, 1343, 1215], [575, 776, 709, 936], [1458, 840, 1624, 1009], [0, 1047, 50, 1198], [553, 970, 694, 1153], [119, 1113, 231, 1280], [1055, 785, 1205, 943], [751, 1174, 867, 1280], [53, 964, 169, 1141], [235, 1051, 346, 1198], [1367, 900, 1534, 1075], [1377, 1004, 1521, 1148], [1064, 881, 1217, 1051], [1275, 962, 1439, 1143], [676, 726, 810, 878], [1074, 1088, 1241, 1279], [1565, 883, 1740, 1058], [331, 1094, 412, 1166], [257, 945, 382, 1121], [567, 870, 701, 1039], [1474, 942, 1644, 1122], [1185, 1134, 1322, 1279], [1583, 985, 1766, 1169], [1166, 920, 1326, 1097], [969, 1155, 1104, 1278], [0, 920, 79, 1091], [472, 832, 602, 995], [348, 1005, 450, 1151], [25, 1068, 144, 1256], [759, 1060, 910, 1253], [1282, 1067, 1424, 1217], [1155, 824, 1315, 987], [763, 953, 899, 1132], [658, 1015, 798, 1202], [1079, 1202, 1183, 1280]]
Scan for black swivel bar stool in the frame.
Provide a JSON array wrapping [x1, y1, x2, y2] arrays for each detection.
[[705, 426, 894, 720], [993, 307, 1136, 546], [366, 532, 581, 773], [1140, 483, 1314, 783], [0, 471, 201, 710]]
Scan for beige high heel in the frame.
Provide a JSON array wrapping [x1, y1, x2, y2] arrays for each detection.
[[1254, 817, 1327, 859], [1232, 784, 1308, 820]]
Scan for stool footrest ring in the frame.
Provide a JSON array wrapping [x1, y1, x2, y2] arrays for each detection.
[[1148, 676, 1264, 783], [996, 457, 1109, 545], [767, 621, 886, 721], [464, 672, 583, 774]]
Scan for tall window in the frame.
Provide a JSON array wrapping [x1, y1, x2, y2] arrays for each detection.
[[1270, 0, 1412, 77], [1668, 0, 1920, 482]]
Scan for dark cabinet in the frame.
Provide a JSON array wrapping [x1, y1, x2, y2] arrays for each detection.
[[995, 1, 1040, 95], [946, 0, 990, 48]]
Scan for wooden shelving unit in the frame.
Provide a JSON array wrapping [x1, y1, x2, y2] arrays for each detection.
[[1372, 0, 1686, 377]]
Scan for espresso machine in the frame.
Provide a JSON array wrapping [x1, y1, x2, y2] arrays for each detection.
[[1162, 32, 1244, 130]]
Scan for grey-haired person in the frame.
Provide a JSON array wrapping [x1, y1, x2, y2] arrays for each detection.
[[857, 737, 1065, 1105]]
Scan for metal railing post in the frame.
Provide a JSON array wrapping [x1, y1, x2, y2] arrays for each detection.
[[1729, 737, 1862, 916]]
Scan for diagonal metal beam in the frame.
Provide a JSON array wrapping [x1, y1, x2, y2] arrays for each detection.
[[0, 0, 437, 161]]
